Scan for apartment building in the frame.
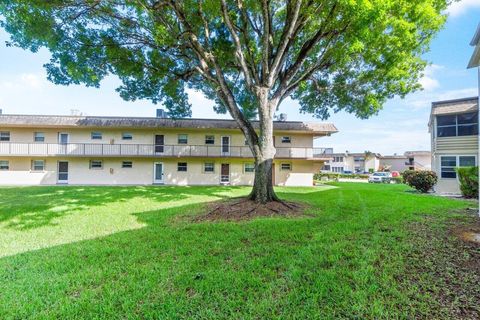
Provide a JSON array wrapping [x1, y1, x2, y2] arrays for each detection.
[[0, 113, 337, 186], [322, 152, 380, 173], [429, 97, 478, 194], [379, 151, 431, 172]]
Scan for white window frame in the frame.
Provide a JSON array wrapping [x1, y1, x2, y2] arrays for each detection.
[[91, 132, 103, 140], [31, 160, 45, 171], [244, 162, 255, 173], [440, 155, 477, 179], [34, 132, 45, 142], [122, 161, 133, 168], [204, 162, 215, 173], [0, 131, 10, 141], [177, 162, 188, 172], [280, 163, 292, 171], [178, 134, 188, 145], [89, 160, 103, 169], [0, 160, 9, 170]]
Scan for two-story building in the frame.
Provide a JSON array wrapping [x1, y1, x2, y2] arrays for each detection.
[[429, 97, 478, 194], [322, 152, 380, 173], [0, 113, 337, 186]]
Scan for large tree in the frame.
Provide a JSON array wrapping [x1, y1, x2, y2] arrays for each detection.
[[0, 0, 448, 203]]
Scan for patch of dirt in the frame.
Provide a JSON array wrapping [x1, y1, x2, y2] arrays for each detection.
[[193, 197, 309, 222], [404, 210, 480, 319]]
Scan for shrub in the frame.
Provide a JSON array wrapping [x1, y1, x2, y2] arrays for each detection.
[[457, 166, 478, 199], [404, 170, 438, 193], [392, 176, 403, 184], [402, 170, 416, 185]]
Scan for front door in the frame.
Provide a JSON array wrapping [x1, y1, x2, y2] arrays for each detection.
[[154, 162, 164, 184], [59, 133, 69, 144], [155, 135, 164, 153], [58, 161, 69, 184], [221, 163, 230, 184], [221, 136, 230, 155]]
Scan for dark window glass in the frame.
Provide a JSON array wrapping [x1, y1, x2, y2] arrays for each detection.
[[437, 115, 456, 126], [458, 124, 478, 136], [457, 112, 477, 124], [437, 126, 456, 137], [177, 162, 187, 172], [459, 156, 476, 167], [441, 168, 456, 179], [441, 156, 456, 167]]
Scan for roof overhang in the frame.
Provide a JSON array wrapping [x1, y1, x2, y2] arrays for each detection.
[[467, 23, 480, 69], [0, 114, 338, 135]]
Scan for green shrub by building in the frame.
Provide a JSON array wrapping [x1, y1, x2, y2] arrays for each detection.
[[403, 170, 438, 193], [456, 166, 478, 199]]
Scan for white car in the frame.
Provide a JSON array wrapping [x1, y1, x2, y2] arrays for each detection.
[[368, 172, 392, 183]]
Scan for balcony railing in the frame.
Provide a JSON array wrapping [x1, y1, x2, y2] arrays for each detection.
[[0, 143, 332, 159]]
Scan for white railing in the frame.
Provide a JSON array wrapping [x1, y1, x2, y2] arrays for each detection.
[[0, 143, 332, 159]]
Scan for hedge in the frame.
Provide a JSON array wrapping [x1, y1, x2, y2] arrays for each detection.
[[457, 166, 478, 199]]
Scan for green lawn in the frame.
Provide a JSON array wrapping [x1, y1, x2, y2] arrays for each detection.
[[0, 183, 476, 319]]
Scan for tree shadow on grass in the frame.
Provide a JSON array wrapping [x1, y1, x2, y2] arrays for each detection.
[[0, 185, 247, 230]]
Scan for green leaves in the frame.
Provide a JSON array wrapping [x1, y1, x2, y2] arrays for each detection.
[[0, 0, 448, 120]]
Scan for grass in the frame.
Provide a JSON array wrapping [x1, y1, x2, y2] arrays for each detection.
[[0, 183, 476, 319]]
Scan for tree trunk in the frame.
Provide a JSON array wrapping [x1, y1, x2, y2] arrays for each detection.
[[248, 91, 279, 203]]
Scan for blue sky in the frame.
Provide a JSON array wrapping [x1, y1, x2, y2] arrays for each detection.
[[0, 1, 479, 155]]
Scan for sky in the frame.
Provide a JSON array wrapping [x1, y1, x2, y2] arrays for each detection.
[[0, 1, 479, 155]]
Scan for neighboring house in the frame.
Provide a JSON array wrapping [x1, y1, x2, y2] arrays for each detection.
[[322, 152, 381, 173], [379, 151, 431, 172], [429, 97, 478, 194], [0, 112, 337, 186]]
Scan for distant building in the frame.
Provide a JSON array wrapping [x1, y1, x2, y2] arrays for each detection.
[[380, 151, 431, 172], [322, 152, 381, 173]]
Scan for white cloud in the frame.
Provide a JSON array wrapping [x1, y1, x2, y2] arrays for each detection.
[[20, 73, 42, 88], [406, 87, 478, 110], [447, 0, 480, 17], [0, 73, 44, 90], [419, 64, 443, 91]]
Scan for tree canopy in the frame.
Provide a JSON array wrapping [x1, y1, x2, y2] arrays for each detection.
[[0, 0, 448, 120]]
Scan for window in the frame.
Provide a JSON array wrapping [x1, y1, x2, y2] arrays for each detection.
[[178, 134, 188, 144], [122, 161, 133, 168], [0, 160, 9, 170], [244, 163, 255, 173], [34, 132, 45, 142], [333, 156, 344, 162], [122, 133, 133, 140], [332, 166, 343, 173], [205, 135, 215, 145], [0, 131, 10, 141], [281, 136, 291, 143], [31, 160, 45, 171], [280, 163, 292, 171], [459, 156, 476, 167], [437, 112, 478, 137], [89, 160, 103, 169], [322, 165, 331, 171], [91, 132, 102, 140], [177, 162, 187, 172], [204, 162, 214, 173], [440, 156, 477, 179], [441, 156, 457, 178]]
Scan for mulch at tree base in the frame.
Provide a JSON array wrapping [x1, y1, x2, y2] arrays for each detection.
[[405, 209, 480, 319], [193, 197, 309, 222]]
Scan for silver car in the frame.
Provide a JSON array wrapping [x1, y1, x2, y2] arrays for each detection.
[[368, 172, 392, 183]]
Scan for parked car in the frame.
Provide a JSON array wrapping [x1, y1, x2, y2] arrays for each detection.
[[368, 172, 392, 183], [391, 171, 400, 178]]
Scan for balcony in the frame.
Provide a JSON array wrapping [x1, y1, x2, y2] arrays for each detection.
[[0, 143, 332, 160]]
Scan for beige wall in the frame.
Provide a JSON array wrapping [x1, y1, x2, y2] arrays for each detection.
[[0, 127, 313, 147], [380, 158, 408, 172], [432, 152, 477, 194], [0, 157, 315, 186]]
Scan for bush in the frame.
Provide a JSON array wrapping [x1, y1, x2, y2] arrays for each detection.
[[392, 176, 403, 184], [457, 166, 478, 199], [402, 170, 416, 185], [404, 170, 438, 193], [314, 172, 369, 181]]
